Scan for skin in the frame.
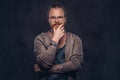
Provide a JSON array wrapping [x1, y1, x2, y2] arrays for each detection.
[[48, 8, 66, 47], [34, 7, 67, 73], [48, 7, 67, 72]]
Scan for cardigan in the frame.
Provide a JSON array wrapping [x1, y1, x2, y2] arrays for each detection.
[[34, 31, 83, 80]]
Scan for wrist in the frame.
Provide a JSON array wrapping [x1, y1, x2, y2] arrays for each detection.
[[51, 38, 59, 44], [50, 40, 58, 47]]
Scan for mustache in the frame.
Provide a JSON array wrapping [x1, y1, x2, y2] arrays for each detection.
[[52, 23, 62, 26]]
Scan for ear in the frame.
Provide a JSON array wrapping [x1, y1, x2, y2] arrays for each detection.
[[48, 18, 50, 24], [64, 17, 67, 23]]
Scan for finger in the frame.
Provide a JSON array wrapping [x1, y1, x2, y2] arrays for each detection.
[[59, 23, 64, 29], [57, 23, 64, 29], [58, 26, 64, 32], [61, 28, 65, 32], [60, 26, 64, 30], [53, 28, 55, 32], [52, 66, 57, 71]]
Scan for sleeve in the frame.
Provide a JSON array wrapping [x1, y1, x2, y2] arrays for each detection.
[[34, 35, 57, 70], [50, 35, 83, 73]]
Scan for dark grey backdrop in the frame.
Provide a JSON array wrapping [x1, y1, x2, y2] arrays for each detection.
[[0, 0, 120, 80]]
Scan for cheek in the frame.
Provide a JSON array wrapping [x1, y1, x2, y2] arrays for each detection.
[[62, 18, 66, 23], [62, 20, 66, 24], [49, 20, 54, 24]]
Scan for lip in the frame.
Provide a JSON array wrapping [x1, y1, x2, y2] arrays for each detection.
[[53, 23, 62, 26]]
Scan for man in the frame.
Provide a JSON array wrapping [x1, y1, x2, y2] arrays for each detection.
[[34, 3, 83, 80]]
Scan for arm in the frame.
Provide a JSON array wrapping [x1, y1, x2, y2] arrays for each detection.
[[34, 35, 57, 70], [34, 25, 65, 71], [50, 36, 83, 73]]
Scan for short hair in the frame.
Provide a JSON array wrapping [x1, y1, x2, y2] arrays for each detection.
[[47, 3, 66, 18]]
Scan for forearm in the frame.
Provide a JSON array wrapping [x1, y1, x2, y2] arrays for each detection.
[[34, 37, 58, 70], [36, 45, 57, 70], [50, 56, 83, 73], [61, 59, 82, 72]]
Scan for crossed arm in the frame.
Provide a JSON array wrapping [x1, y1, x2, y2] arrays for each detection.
[[34, 35, 83, 73]]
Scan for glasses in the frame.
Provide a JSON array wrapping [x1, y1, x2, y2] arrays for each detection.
[[49, 16, 64, 20]]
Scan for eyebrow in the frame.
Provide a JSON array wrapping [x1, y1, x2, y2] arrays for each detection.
[[49, 16, 64, 18]]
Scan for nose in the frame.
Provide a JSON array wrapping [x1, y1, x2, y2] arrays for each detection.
[[55, 18, 59, 23]]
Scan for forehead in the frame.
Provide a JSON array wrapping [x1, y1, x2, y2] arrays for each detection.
[[49, 8, 65, 16]]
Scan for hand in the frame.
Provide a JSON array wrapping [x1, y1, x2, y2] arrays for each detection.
[[51, 24, 65, 44], [34, 64, 42, 72], [50, 64, 62, 73]]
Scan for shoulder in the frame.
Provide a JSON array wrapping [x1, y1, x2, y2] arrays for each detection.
[[35, 32, 48, 40], [34, 31, 51, 46], [67, 32, 82, 41]]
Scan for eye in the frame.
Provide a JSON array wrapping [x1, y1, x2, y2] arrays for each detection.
[[49, 16, 64, 20], [58, 16, 64, 19], [50, 16, 55, 19]]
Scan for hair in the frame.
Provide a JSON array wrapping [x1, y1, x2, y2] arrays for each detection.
[[47, 3, 66, 18]]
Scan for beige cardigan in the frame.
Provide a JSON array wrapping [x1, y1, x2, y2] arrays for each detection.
[[34, 31, 83, 80]]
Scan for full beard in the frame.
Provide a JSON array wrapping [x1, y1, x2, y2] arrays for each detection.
[[52, 23, 62, 30]]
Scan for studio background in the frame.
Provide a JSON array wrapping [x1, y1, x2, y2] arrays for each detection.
[[0, 0, 120, 80]]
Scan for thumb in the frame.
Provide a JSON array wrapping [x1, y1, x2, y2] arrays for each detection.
[[53, 28, 56, 32]]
